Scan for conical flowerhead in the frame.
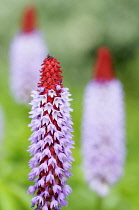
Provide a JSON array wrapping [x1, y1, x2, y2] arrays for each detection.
[[28, 56, 74, 210], [10, 6, 49, 104], [82, 47, 125, 196]]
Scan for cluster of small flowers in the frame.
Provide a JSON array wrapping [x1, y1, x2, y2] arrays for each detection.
[[28, 57, 74, 210]]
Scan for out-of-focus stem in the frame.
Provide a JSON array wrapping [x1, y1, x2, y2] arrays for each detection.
[[96, 196, 103, 210]]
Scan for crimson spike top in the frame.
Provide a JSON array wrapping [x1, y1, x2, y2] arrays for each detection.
[[22, 6, 37, 33], [38, 55, 63, 94], [93, 47, 115, 81]]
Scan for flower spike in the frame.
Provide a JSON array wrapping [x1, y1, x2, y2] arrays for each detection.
[[28, 56, 74, 210], [82, 47, 126, 196], [10, 5, 49, 104]]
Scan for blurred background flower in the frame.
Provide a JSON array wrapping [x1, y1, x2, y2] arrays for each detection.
[[10, 5, 48, 104], [0, 0, 139, 210], [81, 47, 125, 198]]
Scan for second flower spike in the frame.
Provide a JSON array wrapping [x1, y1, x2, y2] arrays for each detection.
[[10, 6, 49, 104], [81, 47, 126, 197]]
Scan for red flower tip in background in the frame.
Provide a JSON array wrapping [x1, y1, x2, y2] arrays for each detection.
[[38, 55, 63, 94], [22, 6, 36, 33], [93, 47, 115, 81]]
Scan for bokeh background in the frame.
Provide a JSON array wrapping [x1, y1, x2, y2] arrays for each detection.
[[0, 0, 139, 209]]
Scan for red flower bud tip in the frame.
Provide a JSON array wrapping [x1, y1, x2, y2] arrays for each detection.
[[93, 47, 115, 81], [22, 6, 37, 33], [38, 55, 63, 94]]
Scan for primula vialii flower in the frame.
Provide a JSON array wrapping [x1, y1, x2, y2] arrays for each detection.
[[10, 6, 48, 104], [28, 55, 74, 210], [82, 47, 125, 197]]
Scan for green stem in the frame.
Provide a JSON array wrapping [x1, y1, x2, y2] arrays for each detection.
[[96, 196, 103, 210]]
